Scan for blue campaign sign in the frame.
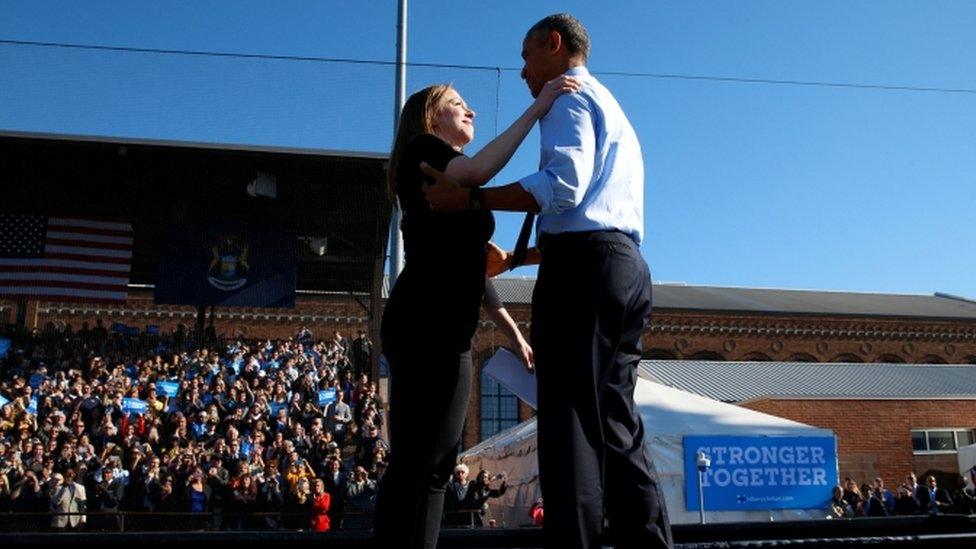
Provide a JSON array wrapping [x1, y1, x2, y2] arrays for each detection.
[[26, 396, 38, 415], [0, 393, 10, 409], [318, 389, 337, 407], [0, 337, 10, 358], [157, 381, 180, 398], [684, 435, 838, 511], [122, 398, 149, 415]]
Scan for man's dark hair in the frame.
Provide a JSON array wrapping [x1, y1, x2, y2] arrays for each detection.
[[526, 13, 590, 62]]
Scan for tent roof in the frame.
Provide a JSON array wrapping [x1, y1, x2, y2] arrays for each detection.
[[640, 360, 976, 403]]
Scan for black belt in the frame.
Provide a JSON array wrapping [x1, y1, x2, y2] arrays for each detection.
[[537, 229, 635, 252]]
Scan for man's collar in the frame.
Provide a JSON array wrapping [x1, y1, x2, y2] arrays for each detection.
[[566, 66, 590, 78]]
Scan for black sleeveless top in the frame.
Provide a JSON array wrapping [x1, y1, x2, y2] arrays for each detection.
[[381, 135, 495, 353]]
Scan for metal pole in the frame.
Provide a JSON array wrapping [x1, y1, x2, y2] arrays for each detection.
[[390, 0, 407, 279], [698, 468, 706, 524]]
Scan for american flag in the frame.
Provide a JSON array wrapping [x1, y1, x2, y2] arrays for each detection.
[[0, 214, 133, 303]]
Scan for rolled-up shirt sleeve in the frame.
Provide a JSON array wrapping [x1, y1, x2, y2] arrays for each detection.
[[518, 93, 595, 215]]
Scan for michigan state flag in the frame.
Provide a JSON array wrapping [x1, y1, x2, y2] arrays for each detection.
[[155, 220, 297, 307]]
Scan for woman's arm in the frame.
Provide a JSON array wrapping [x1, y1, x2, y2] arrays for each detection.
[[486, 242, 541, 277], [482, 278, 533, 372], [444, 76, 580, 187]]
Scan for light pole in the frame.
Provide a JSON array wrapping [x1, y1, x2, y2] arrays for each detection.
[[696, 450, 711, 525]]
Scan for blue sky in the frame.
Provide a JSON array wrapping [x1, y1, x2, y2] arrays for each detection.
[[1, 1, 974, 298]]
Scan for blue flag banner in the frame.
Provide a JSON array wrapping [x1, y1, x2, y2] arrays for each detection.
[[0, 394, 10, 408], [684, 435, 838, 511], [157, 382, 180, 398], [318, 389, 337, 407], [29, 373, 45, 389], [154, 220, 297, 307], [26, 396, 38, 415], [122, 398, 149, 414], [0, 338, 10, 358]]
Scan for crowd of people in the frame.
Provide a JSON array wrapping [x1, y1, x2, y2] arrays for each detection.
[[829, 473, 976, 518], [0, 320, 383, 532]]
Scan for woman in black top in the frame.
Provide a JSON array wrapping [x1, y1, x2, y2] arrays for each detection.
[[374, 76, 578, 549]]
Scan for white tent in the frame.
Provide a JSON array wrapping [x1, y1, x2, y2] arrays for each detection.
[[958, 443, 976, 490], [460, 378, 836, 527]]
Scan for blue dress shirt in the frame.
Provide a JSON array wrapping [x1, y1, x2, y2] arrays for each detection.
[[519, 66, 645, 245]]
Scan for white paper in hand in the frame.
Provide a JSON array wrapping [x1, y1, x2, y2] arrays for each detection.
[[483, 347, 537, 410]]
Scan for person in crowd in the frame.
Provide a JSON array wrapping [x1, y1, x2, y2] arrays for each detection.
[[92, 466, 125, 531], [918, 475, 953, 515], [905, 472, 921, 503], [529, 497, 544, 527], [344, 465, 377, 530], [828, 485, 854, 518], [373, 59, 576, 549], [894, 484, 921, 515], [952, 476, 976, 515], [842, 477, 864, 516], [465, 469, 508, 526], [49, 469, 86, 531], [443, 463, 474, 527], [310, 478, 332, 532]]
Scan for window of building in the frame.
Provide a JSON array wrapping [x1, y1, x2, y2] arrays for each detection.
[[911, 428, 975, 454], [481, 371, 519, 440]]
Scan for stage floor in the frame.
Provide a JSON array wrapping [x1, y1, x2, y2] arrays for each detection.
[[1, 515, 975, 548]]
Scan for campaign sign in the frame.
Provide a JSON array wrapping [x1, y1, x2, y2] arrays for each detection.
[[157, 382, 180, 398], [122, 398, 149, 415], [318, 389, 337, 407], [0, 394, 10, 409], [684, 435, 838, 511], [26, 396, 38, 415]]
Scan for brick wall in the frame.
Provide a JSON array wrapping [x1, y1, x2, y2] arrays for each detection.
[[741, 398, 976, 487]]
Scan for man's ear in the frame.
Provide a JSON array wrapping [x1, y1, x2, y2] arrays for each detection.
[[547, 30, 562, 55]]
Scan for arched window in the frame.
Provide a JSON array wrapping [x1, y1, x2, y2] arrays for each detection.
[[644, 348, 676, 360], [830, 353, 863, 363], [875, 354, 905, 363], [739, 352, 773, 362], [480, 368, 520, 441], [787, 353, 819, 363], [921, 354, 947, 364]]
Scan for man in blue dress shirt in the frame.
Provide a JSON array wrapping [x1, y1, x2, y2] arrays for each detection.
[[422, 13, 672, 549]]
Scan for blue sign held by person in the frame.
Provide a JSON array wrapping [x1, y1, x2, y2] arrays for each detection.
[[157, 382, 180, 398], [26, 396, 38, 415], [122, 397, 149, 415], [317, 389, 337, 407], [0, 393, 10, 409], [684, 435, 838, 511]]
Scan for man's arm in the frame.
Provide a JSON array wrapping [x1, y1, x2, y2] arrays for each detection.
[[420, 165, 540, 213]]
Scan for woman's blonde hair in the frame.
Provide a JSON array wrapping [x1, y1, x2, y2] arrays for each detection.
[[387, 84, 453, 204]]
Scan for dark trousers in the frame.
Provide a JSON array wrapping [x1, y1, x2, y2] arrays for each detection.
[[532, 231, 672, 549], [374, 342, 473, 549]]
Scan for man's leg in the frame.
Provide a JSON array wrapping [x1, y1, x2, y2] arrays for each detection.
[[533, 237, 613, 549]]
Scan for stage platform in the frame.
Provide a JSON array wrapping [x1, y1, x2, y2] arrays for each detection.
[[2, 515, 976, 547]]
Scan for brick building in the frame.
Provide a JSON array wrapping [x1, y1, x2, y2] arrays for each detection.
[[6, 280, 976, 487]]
